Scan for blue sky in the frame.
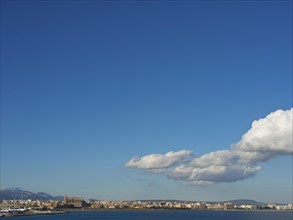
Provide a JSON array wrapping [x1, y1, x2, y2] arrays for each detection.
[[1, 1, 292, 203]]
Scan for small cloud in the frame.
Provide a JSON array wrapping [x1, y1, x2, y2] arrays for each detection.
[[125, 108, 293, 185], [125, 150, 193, 169]]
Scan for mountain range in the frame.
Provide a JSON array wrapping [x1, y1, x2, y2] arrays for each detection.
[[0, 188, 63, 201]]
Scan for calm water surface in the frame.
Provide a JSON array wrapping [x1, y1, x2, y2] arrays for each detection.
[[13, 210, 293, 220]]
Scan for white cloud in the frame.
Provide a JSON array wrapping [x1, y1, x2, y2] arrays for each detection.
[[125, 108, 293, 184], [125, 150, 193, 169], [234, 108, 292, 161]]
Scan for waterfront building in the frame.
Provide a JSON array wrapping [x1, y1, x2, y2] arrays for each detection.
[[224, 202, 235, 209], [63, 196, 84, 208]]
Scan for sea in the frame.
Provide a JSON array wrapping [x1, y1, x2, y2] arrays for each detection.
[[12, 210, 293, 220]]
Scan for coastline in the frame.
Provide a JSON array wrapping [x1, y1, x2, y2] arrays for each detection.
[[0, 211, 67, 218], [2, 208, 292, 218], [53, 208, 293, 212]]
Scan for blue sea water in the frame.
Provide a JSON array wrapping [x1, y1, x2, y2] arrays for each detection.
[[12, 210, 293, 220]]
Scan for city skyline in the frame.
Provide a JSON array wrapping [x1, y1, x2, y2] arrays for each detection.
[[1, 1, 292, 204]]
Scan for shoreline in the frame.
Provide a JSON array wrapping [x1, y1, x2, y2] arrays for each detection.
[[61, 208, 293, 212], [1, 209, 292, 218], [0, 211, 67, 218]]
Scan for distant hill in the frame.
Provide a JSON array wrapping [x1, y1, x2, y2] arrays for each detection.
[[0, 188, 63, 201], [223, 199, 266, 206]]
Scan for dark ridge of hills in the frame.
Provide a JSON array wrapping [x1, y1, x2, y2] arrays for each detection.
[[0, 188, 63, 201], [223, 199, 266, 206]]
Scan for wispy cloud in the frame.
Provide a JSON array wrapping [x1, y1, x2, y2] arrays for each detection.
[[125, 108, 293, 185], [125, 150, 194, 169]]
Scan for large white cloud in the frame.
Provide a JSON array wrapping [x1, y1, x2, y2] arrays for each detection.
[[125, 108, 292, 184], [234, 109, 292, 161]]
